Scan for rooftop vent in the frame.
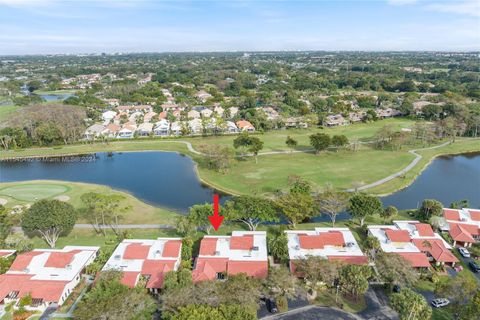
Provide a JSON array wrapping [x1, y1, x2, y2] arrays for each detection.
[[252, 246, 259, 251], [214, 251, 220, 256], [114, 255, 121, 260], [346, 242, 355, 247]]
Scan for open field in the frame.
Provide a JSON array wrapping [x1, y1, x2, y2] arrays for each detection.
[[0, 180, 179, 225], [0, 104, 20, 121], [1, 119, 479, 195]]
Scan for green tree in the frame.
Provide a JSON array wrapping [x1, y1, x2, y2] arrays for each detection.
[[459, 290, 480, 320], [295, 256, 343, 289], [348, 193, 382, 226], [331, 135, 349, 150], [339, 264, 372, 298], [175, 216, 197, 237], [267, 226, 289, 264], [233, 133, 264, 163], [418, 199, 443, 220], [171, 304, 256, 320], [435, 271, 478, 312], [224, 195, 279, 231], [309, 133, 331, 154], [285, 135, 297, 153], [263, 266, 298, 300], [380, 205, 398, 223], [390, 288, 432, 320], [0, 205, 12, 245], [188, 203, 216, 234], [277, 192, 317, 227], [21, 199, 76, 248], [375, 253, 419, 288], [317, 184, 349, 227], [219, 274, 261, 315], [363, 236, 381, 260], [74, 270, 156, 320]]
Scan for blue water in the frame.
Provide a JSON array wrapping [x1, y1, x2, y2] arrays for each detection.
[[0, 151, 478, 216]]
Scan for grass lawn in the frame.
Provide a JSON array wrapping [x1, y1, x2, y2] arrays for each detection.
[[1, 118, 478, 196], [0, 104, 20, 121], [0, 180, 179, 225], [432, 308, 454, 320], [315, 290, 367, 313]]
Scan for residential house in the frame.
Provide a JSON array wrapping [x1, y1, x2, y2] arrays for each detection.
[[375, 108, 401, 119], [143, 111, 157, 123], [170, 122, 182, 136], [214, 106, 224, 117], [441, 208, 480, 247], [285, 228, 368, 274], [258, 107, 280, 121], [368, 221, 457, 267], [118, 124, 137, 139], [113, 112, 128, 125], [102, 238, 182, 294], [137, 123, 153, 137], [0, 246, 99, 311], [153, 120, 170, 136], [187, 110, 200, 119], [236, 120, 255, 132], [348, 111, 366, 123], [103, 98, 120, 107], [324, 114, 348, 127], [192, 231, 268, 282], [84, 124, 105, 140], [195, 90, 212, 102], [158, 111, 167, 120], [101, 123, 121, 138], [200, 108, 213, 118], [101, 110, 117, 123], [129, 111, 143, 123], [284, 117, 308, 129], [229, 107, 239, 118], [226, 121, 238, 133], [189, 119, 203, 134]]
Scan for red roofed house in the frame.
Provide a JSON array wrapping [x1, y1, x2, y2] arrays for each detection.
[[236, 120, 255, 132], [192, 231, 268, 282], [285, 228, 368, 275], [102, 238, 182, 294], [0, 246, 99, 311], [0, 250, 16, 258], [442, 208, 480, 247]]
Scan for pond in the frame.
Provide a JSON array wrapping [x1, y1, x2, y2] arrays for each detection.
[[0, 151, 479, 216], [40, 93, 75, 101]]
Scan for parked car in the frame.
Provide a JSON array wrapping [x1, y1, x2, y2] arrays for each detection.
[[469, 261, 480, 273], [458, 247, 470, 258], [431, 298, 450, 308], [266, 298, 278, 313]]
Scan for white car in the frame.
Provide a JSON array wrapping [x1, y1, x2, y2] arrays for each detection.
[[458, 247, 470, 258], [431, 298, 450, 308]]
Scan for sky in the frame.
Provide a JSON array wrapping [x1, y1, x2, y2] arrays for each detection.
[[0, 0, 479, 55]]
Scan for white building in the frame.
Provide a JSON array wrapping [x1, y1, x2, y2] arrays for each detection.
[[102, 238, 182, 294], [153, 119, 170, 136], [84, 124, 106, 140], [0, 246, 99, 311], [118, 124, 136, 139], [101, 110, 117, 123], [285, 228, 368, 273], [137, 122, 153, 137]]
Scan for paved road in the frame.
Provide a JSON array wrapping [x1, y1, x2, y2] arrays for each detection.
[[13, 224, 175, 232], [346, 140, 452, 192], [261, 305, 361, 320]]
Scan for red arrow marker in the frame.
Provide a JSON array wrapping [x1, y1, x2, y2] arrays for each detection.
[[208, 194, 224, 231]]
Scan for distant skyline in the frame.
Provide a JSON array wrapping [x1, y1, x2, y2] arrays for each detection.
[[1, 0, 479, 55]]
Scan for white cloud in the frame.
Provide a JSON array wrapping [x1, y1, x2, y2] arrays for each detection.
[[426, 0, 480, 17]]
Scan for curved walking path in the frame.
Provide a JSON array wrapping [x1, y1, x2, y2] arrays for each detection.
[[346, 140, 452, 192]]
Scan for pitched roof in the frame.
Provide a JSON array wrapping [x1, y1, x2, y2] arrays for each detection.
[[412, 239, 458, 263], [162, 240, 182, 258], [9, 252, 43, 271], [415, 223, 435, 237], [449, 223, 476, 243], [443, 209, 461, 221], [449, 222, 480, 236], [192, 258, 228, 282], [384, 229, 411, 242], [199, 238, 218, 256], [0, 274, 68, 303], [124, 243, 150, 260], [467, 209, 480, 221], [142, 260, 176, 289], [227, 261, 268, 278], [236, 120, 254, 129], [397, 252, 431, 268], [121, 272, 140, 288], [44, 250, 81, 268], [298, 232, 345, 249], [230, 235, 254, 250]]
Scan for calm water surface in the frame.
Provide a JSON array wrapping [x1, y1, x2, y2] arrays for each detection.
[[0, 151, 478, 216]]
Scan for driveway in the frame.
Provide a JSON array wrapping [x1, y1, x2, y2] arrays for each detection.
[[39, 304, 58, 320], [257, 297, 309, 319]]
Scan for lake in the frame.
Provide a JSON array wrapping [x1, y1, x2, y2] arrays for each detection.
[[0, 151, 479, 216], [40, 93, 75, 101]]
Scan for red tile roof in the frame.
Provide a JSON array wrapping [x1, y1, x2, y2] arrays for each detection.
[[0, 250, 14, 257], [9, 252, 43, 271], [443, 209, 461, 221], [121, 272, 140, 288], [124, 243, 150, 260], [298, 232, 345, 249], [143, 261, 176, 289], [44, 250, 81, 268], [0, 274, 68, 303], [385, 229, 411, 243], [412, 239, 458, 263], [192, 258, 228, 282], [468, 209, 480, 221], [162, 240, 182, 258], [449, 224, 476, 243], [397, 252, 431, 268], [236, 120, 254, 129], [230, 235, 254, 250], [328, 256, 369, 265], [449, 222, 480, 236], [199, 238, 218, 256], [228, 261, 268, 278], [415, 223, 434, 237]]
